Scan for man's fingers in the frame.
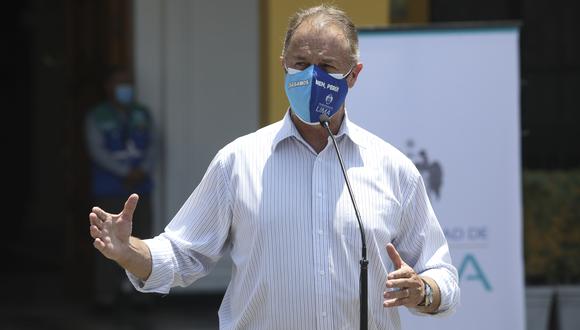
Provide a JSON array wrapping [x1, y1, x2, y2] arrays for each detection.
[[89, 213, 103, 229], [383, 288, 411, 300], [386, 243, 404, 269], [386, 278, 421, 289], [387, 266, 414, 280], [383, 297, 412, 308], [121, 194, 139, 220], [92, 207, 110, 222], [93, 238, 106, 251], [89, 225, 102, 239]]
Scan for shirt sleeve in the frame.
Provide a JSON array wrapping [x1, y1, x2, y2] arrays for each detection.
[[394, 170, 460, 316], [126, 150, 233, 294]]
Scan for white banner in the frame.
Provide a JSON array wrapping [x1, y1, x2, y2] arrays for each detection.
[[348, 26, 524, 330]]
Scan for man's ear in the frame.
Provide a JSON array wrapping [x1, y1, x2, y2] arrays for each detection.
[[280, 56, 286, 71], [348, 63, 363, 88]]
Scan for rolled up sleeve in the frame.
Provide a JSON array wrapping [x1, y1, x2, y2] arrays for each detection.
[[126, 237, 175, 294], [126, 149, 233, 294], [419, 267, 460, 316]]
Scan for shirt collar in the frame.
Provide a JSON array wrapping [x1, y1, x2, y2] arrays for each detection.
[[272, 109, 367, 151]]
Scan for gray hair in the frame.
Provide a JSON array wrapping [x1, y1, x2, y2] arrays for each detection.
[[282, 5, 360, 64]]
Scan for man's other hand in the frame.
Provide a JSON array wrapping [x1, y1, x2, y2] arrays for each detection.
[[383, 243, 425, 308]]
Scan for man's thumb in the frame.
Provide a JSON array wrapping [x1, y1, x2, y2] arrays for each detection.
[[122, 193, 139, 220], [386, 243, 403, 269]]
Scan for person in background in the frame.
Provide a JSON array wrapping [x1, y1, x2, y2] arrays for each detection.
[[85, 66, 155, 307]]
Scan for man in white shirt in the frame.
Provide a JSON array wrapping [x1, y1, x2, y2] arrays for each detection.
[[89, 5, 459, 329]]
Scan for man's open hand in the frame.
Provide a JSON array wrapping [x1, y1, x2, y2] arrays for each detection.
[[89, 194, 139, 263]]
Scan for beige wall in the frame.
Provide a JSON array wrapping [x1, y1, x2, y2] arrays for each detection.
[[134, 0, 259, 292], [260, 1, 391, 125], [134, 0, 259, 233]]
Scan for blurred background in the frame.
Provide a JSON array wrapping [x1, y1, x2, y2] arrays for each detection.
[[1, 0, 578, 329]]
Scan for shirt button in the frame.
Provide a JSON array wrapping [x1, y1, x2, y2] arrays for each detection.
[[322, 312, 327, 317], [319, 270, 325, 276], [317, 229, 323, 235], [317, 192, 322, 198]]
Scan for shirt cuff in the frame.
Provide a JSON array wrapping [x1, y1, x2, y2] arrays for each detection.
[[409, 268, 460, 317], [421, 268, 459, 316], [125, 236, 174, 294]]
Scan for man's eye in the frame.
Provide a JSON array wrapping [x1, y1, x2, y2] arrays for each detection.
[[320, 63, 337, 71]]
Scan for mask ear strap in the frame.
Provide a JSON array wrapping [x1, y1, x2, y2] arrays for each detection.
[[331, 65, 355, 80], [343, 65, 355, 79]]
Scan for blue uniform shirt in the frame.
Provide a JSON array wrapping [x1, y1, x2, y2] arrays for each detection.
[[85, 102, 154, 197]]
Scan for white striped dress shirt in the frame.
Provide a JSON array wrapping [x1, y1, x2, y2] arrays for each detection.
[[127, 110, 459, 329]]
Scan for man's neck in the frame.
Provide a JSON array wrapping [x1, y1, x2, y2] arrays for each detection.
[[290, 108, 345, 154]]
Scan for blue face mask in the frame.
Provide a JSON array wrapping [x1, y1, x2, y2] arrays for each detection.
[[115, 83, 134, 106], [284, 64, 351, 125]]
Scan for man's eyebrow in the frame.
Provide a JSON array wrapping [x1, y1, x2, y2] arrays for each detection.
[[289, 55, 339, 64]]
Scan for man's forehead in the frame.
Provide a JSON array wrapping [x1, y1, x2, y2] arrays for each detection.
[[288, 21, 350, 56]]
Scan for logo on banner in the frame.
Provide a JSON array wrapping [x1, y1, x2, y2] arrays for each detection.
[[405, 139, 443, 201]]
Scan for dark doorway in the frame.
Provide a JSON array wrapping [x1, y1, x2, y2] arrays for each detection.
[[2, 0, 133, 314]]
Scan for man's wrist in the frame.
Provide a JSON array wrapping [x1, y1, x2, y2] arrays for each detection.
[[116, 237, 152, 281], [114, 237, 137, 265], [415, 276, 441, 314], [417, 278, 433, 307]]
